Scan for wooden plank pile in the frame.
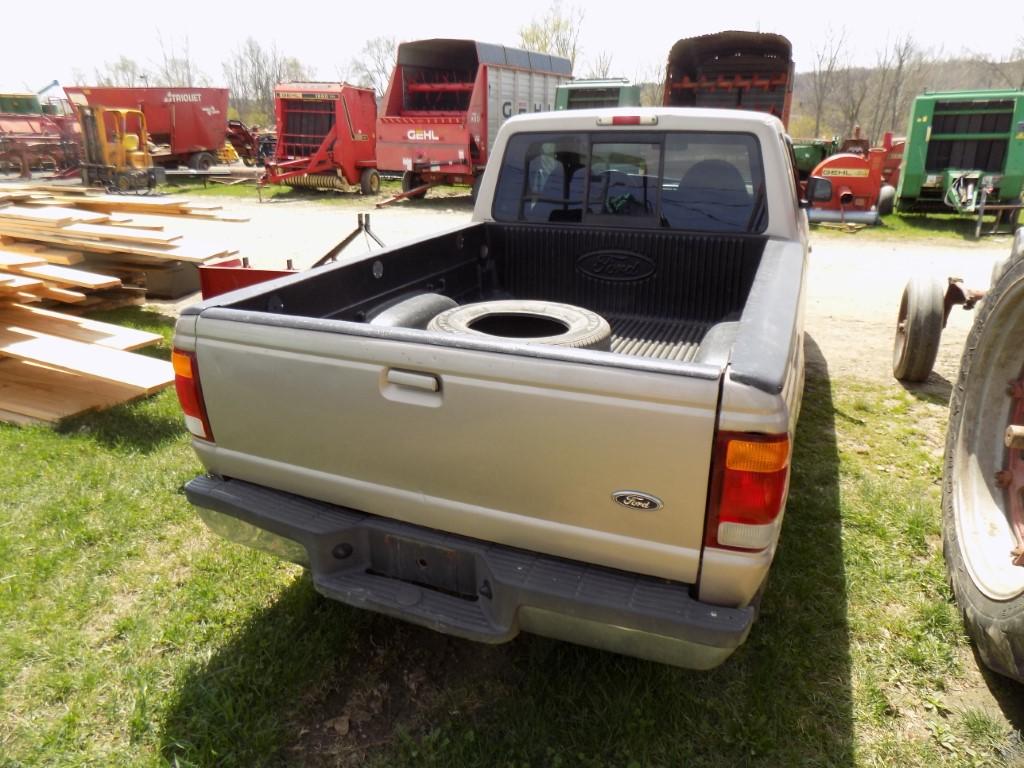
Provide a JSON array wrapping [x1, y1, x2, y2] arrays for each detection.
[[0, 303, 174, 425], [0, 184, 246, 306], [0, 183, 249, 222], [0, 184, 242, 424]]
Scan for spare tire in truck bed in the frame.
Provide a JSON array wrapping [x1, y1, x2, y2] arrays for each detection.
[[428, 300, 612, 351]]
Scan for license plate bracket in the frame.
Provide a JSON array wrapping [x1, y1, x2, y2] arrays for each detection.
[[368, 533, 479, 600]]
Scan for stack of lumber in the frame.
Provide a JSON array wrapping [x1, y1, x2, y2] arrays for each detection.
[[0, 303, 174, 425], [0, 184, 238, 424], [0, 183, 249, 222], [0, 208, 127, 307], [0, 204, 234, 265], [0, 187, 244, 304]]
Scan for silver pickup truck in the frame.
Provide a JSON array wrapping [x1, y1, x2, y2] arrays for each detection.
[[174, 108, 826, 669]]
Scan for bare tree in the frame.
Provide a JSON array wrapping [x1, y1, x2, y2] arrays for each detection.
[[859, 35, 936, 140], [95, 56, 150, 88], [836, 65, 871, 136], [519, 1, 585, 70], [972, 36, 1024, 90], [347, 37, 397, 97], [154, 34, 209, 87], [223, 38, 315, 125], [584, 51, 614, 79], [633, 63, 664, 107], [809, 27, 846, 137]]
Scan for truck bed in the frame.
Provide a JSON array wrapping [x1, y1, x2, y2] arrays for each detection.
[[221, 221, 764, 365]]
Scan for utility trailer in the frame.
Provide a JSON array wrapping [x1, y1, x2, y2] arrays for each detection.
[[64, 86, 230, 170], [375, 38, 571, 198], [664, 31, 794, 129], [554, 79, 641, 110], [260, 82, 379, 193], [895, 89, 1024, 233]]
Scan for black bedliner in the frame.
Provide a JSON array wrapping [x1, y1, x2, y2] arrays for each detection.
[[202, 222, 766, 362]]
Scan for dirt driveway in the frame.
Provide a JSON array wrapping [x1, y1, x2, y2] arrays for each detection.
[[805, 232, 1010, 387]]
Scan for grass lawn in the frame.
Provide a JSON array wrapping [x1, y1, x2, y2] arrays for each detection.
[[1, 313, 1022, 766], [812, 211, 1018, 244]]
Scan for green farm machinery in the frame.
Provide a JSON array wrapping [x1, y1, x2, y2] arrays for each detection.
[[554, 79, 641, 110], [896, 89, 1024, 234]]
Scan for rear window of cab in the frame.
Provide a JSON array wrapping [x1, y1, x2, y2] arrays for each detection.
[[492, 131, 767, 233]]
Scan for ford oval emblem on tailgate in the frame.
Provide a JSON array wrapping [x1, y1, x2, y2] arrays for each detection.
[[612, 491, 663, 511], [577, 251, 655, 281]]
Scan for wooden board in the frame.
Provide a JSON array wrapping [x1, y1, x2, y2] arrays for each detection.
[[0, 251, 45, 268], [29, 248, 85, 266], [37, 286, 87, 303], [0, 242, 83, 265], [0, 304, 162, 350], [0, 228, 222, 262], [0, 276, 44, 294], [0, 205, 109, 226], [0, 326, 173, 393], [11, 263, 121, 290], [0, 359, 144, 422], [58, 223, 182, 245]]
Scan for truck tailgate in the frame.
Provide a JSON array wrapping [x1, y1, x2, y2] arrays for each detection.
[[191, 316, 722, 584]]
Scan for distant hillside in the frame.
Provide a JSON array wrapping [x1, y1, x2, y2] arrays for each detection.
[[790, 56, 1024, 141]]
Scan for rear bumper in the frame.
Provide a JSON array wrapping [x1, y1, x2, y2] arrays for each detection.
[[185, 475, 754, 669]]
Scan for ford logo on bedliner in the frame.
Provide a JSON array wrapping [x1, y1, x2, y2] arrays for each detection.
[[577, 251, 655, 281], [612, 491, 663, 511]]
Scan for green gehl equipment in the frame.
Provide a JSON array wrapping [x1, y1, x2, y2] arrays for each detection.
[[896, 89, 1024, 216], [554, 79, 642, 110]]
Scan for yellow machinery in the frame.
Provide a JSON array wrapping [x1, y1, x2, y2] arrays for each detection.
[[78, 105, 164, 190]]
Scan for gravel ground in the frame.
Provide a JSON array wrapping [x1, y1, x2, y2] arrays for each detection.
[[805, 233, 1009, 387]]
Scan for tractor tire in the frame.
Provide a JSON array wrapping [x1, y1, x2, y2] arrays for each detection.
[[189, 152, 216, 171], [401, 171, 427, 200], [428, 300, 612, 351], [892, 275, 945, 382], [877, 184, 896, 216], [942, 254, 1024, 684], [991, 229, 1024, 289], [360, 168, 381, 196]]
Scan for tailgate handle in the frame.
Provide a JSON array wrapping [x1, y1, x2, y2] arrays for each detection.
[[386, 369, 440, 392]]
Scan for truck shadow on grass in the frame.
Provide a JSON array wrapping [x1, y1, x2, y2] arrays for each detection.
[[159, 334, 852, 767]]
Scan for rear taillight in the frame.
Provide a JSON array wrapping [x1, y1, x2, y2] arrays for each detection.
[[172, 348, 214, 441], [706, 432, 790, 552]]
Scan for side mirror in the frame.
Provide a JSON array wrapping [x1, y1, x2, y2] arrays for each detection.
[[803, 176, 833, 207]]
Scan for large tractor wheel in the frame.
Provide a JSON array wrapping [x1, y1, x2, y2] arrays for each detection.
[[401, 171, 428, 200], [892, 275, 945, 382], [943, 254, 1024, 683]]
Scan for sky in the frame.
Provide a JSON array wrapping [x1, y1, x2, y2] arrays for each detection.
[[3, 0, 1023, 92]]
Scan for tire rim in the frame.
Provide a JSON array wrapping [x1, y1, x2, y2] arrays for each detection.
[[953, 270, 1024, 600], [892, 288, 909, 369]]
